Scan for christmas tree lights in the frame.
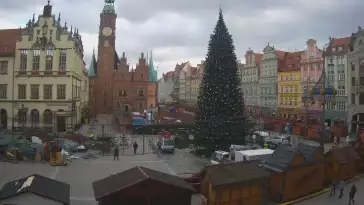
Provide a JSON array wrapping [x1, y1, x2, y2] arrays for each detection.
[[194, 9, 253, 151]]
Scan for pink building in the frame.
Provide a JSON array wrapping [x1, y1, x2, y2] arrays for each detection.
[[300, 39, 324, 119]]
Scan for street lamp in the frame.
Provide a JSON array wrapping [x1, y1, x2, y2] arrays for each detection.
[[310, 42, 335, 152]]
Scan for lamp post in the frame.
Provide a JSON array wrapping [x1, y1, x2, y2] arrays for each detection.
[[311, 42, 333, 152], [302, 93, 311, 138]]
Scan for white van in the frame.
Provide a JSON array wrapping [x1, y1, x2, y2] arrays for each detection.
[[235, 149, 274, 162], [210, 150, 230, 164]]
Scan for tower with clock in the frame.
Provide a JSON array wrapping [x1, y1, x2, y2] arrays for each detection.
[[95, 0, 117, 114]]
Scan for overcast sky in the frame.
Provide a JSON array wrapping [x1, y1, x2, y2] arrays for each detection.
[[0, 0, 363, 78]]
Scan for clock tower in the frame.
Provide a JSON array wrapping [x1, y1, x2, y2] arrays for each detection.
[[95, 0, 117, 114]]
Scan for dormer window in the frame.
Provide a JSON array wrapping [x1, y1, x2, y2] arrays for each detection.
[[140, 74, 144, 79], [332, 47, 336, 52]]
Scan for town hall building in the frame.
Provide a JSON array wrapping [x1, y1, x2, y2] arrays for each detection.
[[88, 0, 158, 116]]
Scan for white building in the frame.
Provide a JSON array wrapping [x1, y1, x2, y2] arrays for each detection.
[[158, 71, 174, 103], [324, 37, 351, 122], [260, 44, 284, 115], [0, 2, 89, 132], [348, 27, 364, 133]]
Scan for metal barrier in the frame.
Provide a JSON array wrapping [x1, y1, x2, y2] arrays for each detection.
[[115, 135, 160, 155]]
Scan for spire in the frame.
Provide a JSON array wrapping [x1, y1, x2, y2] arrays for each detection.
[[103, 0, 115, 13], [32, 13, 35, 24], [148, 50, 157, 82], [88, 48, 97, 77], [58, 12, 61, 23]]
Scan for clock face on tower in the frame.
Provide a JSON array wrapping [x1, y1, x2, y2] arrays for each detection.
[[102, 27, 112, 36]]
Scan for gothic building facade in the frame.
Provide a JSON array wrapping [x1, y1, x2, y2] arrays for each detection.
[[88, 0, 158, 116]]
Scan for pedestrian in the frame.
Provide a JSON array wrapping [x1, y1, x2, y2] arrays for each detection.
[[349, 184, 357, 205], [133, 141, 138, 155], [113, 146, 119, 160], [338, 180, 344, 199], [329, 180, 337, 196]]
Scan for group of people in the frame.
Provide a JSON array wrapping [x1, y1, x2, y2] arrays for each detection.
[[330, 180, 357, 205]]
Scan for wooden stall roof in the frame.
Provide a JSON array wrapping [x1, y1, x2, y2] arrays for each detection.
[[264, 144, 324, 172], [326, 146, 360, 164], [263, 145, 297, 172], [201, 160, 270, 188], [92, 166, 195, 200], [0, 174, 70, 204], [296, 143, 323, 162]]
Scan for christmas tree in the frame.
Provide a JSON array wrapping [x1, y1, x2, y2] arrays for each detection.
[[194, 9, 252, 151]]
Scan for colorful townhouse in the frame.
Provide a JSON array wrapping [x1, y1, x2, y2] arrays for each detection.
[[300, 39, 324, 121], [278, 51, 303, 119], [242, 49, 262, 114]]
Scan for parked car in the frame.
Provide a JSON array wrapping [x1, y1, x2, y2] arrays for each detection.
[[265, 135, 291, 149], [157, 138, 175, 153]]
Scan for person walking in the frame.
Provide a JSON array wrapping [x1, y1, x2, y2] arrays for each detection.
[[113, 146, 119, 160], [338, 180, 344, 199], [329, 180, 337, 196], [349, 184, 357, 205], [133, 141, 138, 155]]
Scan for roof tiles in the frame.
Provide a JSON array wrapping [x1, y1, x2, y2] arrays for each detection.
[[92, 166, 195, 200], [0, 29, 22, 55], [202, 160, 270, 187]]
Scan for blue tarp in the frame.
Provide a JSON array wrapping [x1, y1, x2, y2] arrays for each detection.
[[132, 117, 146, 125]]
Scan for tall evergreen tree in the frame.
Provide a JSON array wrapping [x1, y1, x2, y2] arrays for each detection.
[[194, 9, 252, 151]]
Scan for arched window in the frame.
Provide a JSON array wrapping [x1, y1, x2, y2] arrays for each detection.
[[44, 109, 53, 125], [138, 89, 144, 96], [18, 110, 27, 125]]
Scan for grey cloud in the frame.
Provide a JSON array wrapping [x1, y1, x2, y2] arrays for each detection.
[[1, 0, 364, 75]]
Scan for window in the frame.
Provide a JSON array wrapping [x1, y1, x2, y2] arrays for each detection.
[[57, 84, 66, 99], [139, 101, 143, 108], [18, 85, 26, 99], [36, 30, 40, 35], [0, 84, 7, 99], [30, 84, 39, 99], [116, 102, 120, 108], [32, 49, 40, 71], [20, 49, 28, 71], [118, 90, 123, 96], [140, 74, 144, 79], [123, 91, 127, 97], [43, 84, 52, 99], [0, 61, 8, 73], [59, 49, 67, 71], [332, 47, 336, 52], [46, 49, 53, 71], [49, 29, 53, 36], [338, 85, 346, 96], [138, 88, 144, 96]]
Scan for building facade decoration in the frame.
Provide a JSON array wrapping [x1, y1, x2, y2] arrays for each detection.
[[0, 1, 89, 132], [89, 0, 157, 115], [242, 49, 262, 113], [348, 26, 364, 133], [278, 51, 303, 119], [300, 39, 324, 120], [324, 37, 351, 122], [158, 71, 174, 103], [259, 44, 284, 116]]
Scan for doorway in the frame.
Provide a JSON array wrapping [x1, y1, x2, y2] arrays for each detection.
[[57, 116, 66, 132], [0, 109, 7, 129]]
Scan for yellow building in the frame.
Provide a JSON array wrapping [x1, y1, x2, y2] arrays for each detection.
[[278, 51, 303, 119], [11, 2, 89, 132]]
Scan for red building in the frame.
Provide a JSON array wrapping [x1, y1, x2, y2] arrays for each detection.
[[88, 1, 157, 116]]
